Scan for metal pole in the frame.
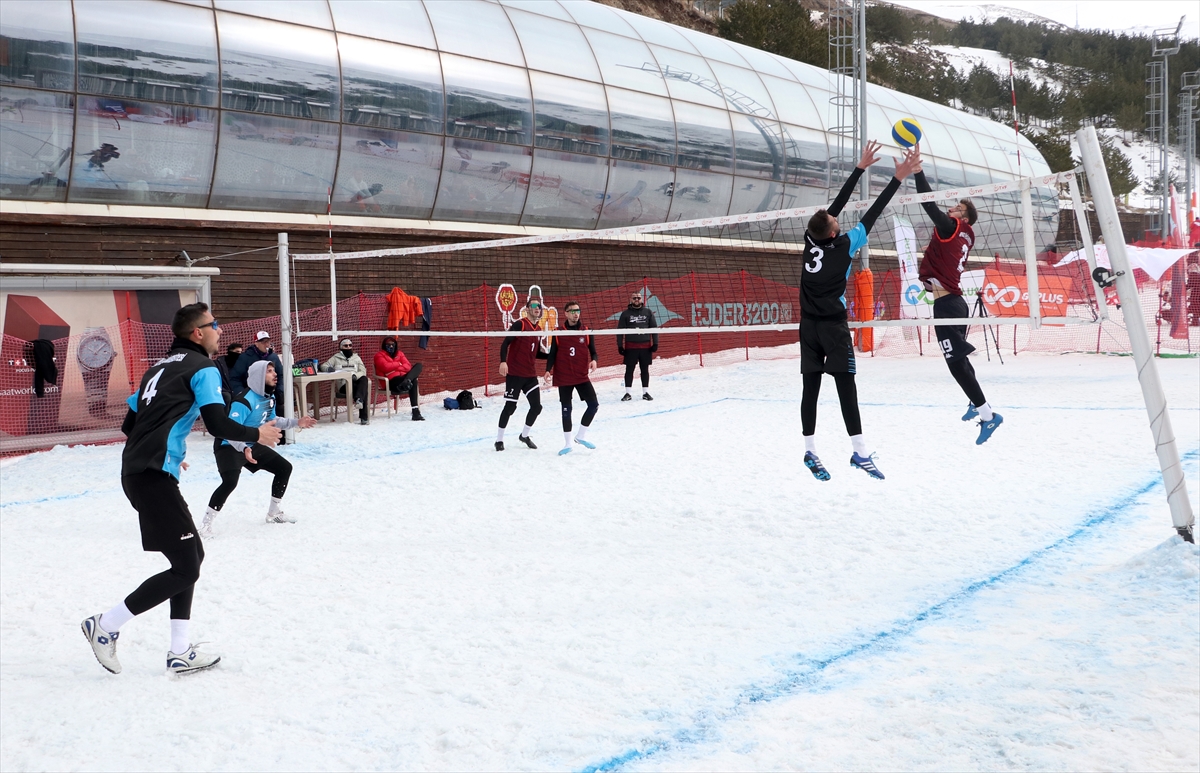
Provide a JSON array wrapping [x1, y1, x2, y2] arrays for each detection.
[[1067, 173, 1108, 321], [857, 0, 868, 203], [1078, 125, 1194, 542], [330, 255, 338, 341], [1020, 179, 1040, 325], [278, 233, 295, 444], [1162, 53, 1171, 240]]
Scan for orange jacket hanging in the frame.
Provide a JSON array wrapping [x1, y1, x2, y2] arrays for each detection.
[[386, 287, 422, 329]]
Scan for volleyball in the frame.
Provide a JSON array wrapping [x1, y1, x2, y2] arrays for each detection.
[[892, 118, 923, 148]]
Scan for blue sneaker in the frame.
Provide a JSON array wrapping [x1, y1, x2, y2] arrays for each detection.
[[574, 438, 596, 449], [976, 413, 1003, 445], [961, 403, 978, 421], [558, 447, 572, 456], [804, 451, 830, 481], [850, 452, 885, 480]]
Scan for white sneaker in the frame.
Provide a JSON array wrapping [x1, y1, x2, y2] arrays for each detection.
[[166, 644, 221, 674], [354, 400, 363, 412], [197, 507, 218, 539], [265, 510, 296, 524], [81, 614, 121, 674]]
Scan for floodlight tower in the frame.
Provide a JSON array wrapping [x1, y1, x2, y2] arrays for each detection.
[[1182, 70, 1199, 236], [1148, 19, 1182, 240]]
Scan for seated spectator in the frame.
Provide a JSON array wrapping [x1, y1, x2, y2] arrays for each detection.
[[216, 342, 243, 403], [231, 331, 283, 403], [373, 336, 425, 421], [321, 338, 369, 425]]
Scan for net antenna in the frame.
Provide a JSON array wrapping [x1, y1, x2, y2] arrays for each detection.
[[1077, 126, 1195, 543]]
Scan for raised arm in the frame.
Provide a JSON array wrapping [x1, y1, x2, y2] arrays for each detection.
[[859, 146, 922, 234], [828, 140, 881, 218]]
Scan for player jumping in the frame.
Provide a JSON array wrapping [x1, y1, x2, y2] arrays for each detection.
[[543, 300, 599, 455], [911, 146, 1003, 444], [200, 360, 316, 537], [800, 140, 920, 481], [497, 299, 548, 451]]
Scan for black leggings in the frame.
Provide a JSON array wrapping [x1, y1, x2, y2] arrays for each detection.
[[208, 444, 292, 511], [559, 382, 599, 431], [387, 362, 423, 407], [947, 357, 987, 407], [623, 349, 652, 388], [801, 371, 862, 437], [499, 377, 542, 429], [124, 541, 203, 620]]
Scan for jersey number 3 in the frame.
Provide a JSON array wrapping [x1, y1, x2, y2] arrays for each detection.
[[805, 245, 824, 274], [141, 368, 164, 405]]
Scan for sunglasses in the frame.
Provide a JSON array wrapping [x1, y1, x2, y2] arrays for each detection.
[[528, 303, 542, 310], [565, 308, 581, 314], [198, 319, 220, 331]]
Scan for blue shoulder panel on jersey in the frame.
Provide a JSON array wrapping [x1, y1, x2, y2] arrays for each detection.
[[847, 223, 867, 259], [190, 366, 224, 407], [126, 392, 138, 412]]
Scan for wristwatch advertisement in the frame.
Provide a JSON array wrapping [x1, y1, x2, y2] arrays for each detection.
[[77, 327, 116, 417]]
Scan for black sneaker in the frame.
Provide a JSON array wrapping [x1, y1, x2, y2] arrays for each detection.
[[411, 408, 425, 421], [495, 441, 504, 451], [621, 394, 632, 402], [642, 393, 653, 401], [519, 435, 537, 449]]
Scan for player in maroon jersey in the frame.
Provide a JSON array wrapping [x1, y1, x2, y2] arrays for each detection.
[[496, 299, 548, 450], [913, 146, 1003, 444], [542, 301, 599, 456]]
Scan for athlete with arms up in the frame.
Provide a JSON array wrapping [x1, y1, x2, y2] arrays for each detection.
[[800, 140, 920, 481], [497, 299, 548, 451]]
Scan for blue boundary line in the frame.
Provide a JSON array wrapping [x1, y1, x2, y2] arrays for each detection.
[[579, 448, 1200, 773]]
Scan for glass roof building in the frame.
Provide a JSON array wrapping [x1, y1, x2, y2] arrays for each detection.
[[0, 0, 1056, 253]]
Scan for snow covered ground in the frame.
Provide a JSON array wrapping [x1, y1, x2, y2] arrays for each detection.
[[1, 351, 1198, 772]]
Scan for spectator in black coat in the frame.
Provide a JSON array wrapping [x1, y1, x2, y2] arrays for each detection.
[[230, 331, 283, 404], [216, 342, 243, 403]]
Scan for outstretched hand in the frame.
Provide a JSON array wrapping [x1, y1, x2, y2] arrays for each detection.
[[298, 416, 317, 429], [856, 139, 882, 170], [893, 145, 922, 180]]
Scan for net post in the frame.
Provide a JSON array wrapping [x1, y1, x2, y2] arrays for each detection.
[[689, 271, 703, 367], [278, 232, 295, 444], [1020, 178, 1040, 326], [740, 269, 749, 360], [481, 284, 490, 398], [1078, 125, 1195, 540], [329, 254, 338, 341], [1066, 172, 1109, 321]]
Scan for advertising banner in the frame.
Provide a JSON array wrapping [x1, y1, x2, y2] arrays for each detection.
[[894, 215, 932, 319], [980, 269, 1071, 318]]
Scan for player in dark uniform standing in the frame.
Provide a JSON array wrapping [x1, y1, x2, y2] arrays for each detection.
[[800, 140, 920, 481], [543, 301, 599, 456], [496, 299, 548, 451], [616, 290, 658, 401], [81, 303, 281, 675], [912, 147, 1003, 444]]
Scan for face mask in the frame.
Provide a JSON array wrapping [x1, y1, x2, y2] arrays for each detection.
[[385, 344, 396, 353], [341, 349, 353, 357]]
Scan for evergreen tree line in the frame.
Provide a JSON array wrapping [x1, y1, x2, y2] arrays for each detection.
[[717, 0, 1196, 192]]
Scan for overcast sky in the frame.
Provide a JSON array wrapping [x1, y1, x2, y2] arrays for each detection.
[[888, 1, 1199, 41]]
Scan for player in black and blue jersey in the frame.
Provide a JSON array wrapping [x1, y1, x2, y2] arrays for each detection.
[[81, 303, 282, 675], [800, 140, 920, 482], [201, 359, 315, 536]]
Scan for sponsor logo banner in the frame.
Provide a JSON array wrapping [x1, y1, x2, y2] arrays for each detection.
[[980, 270, 1071, 317]]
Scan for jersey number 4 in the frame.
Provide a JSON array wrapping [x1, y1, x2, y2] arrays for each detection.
[[141, 368, 164, 405], [805, 245, 824, 273]]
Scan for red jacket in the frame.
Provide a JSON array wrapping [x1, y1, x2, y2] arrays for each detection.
[[374, 348, 413, 379]]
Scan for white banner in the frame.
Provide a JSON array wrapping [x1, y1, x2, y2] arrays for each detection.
[[894, 215, 931, 319], [1053, 244, 1196, 281]]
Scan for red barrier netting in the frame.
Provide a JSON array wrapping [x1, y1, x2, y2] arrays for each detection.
[[3, 267, 1196, 455]]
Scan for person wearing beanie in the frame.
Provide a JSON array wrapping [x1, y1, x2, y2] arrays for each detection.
[[320, 338, 370, 424], [373, 336, 425, 421], [200, 360, 315, 537]]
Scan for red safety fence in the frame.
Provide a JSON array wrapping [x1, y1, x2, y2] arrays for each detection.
[[3, 267, 1197, 456]]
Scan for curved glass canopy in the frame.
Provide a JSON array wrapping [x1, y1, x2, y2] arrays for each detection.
[[0, 0, 1054, 253]]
